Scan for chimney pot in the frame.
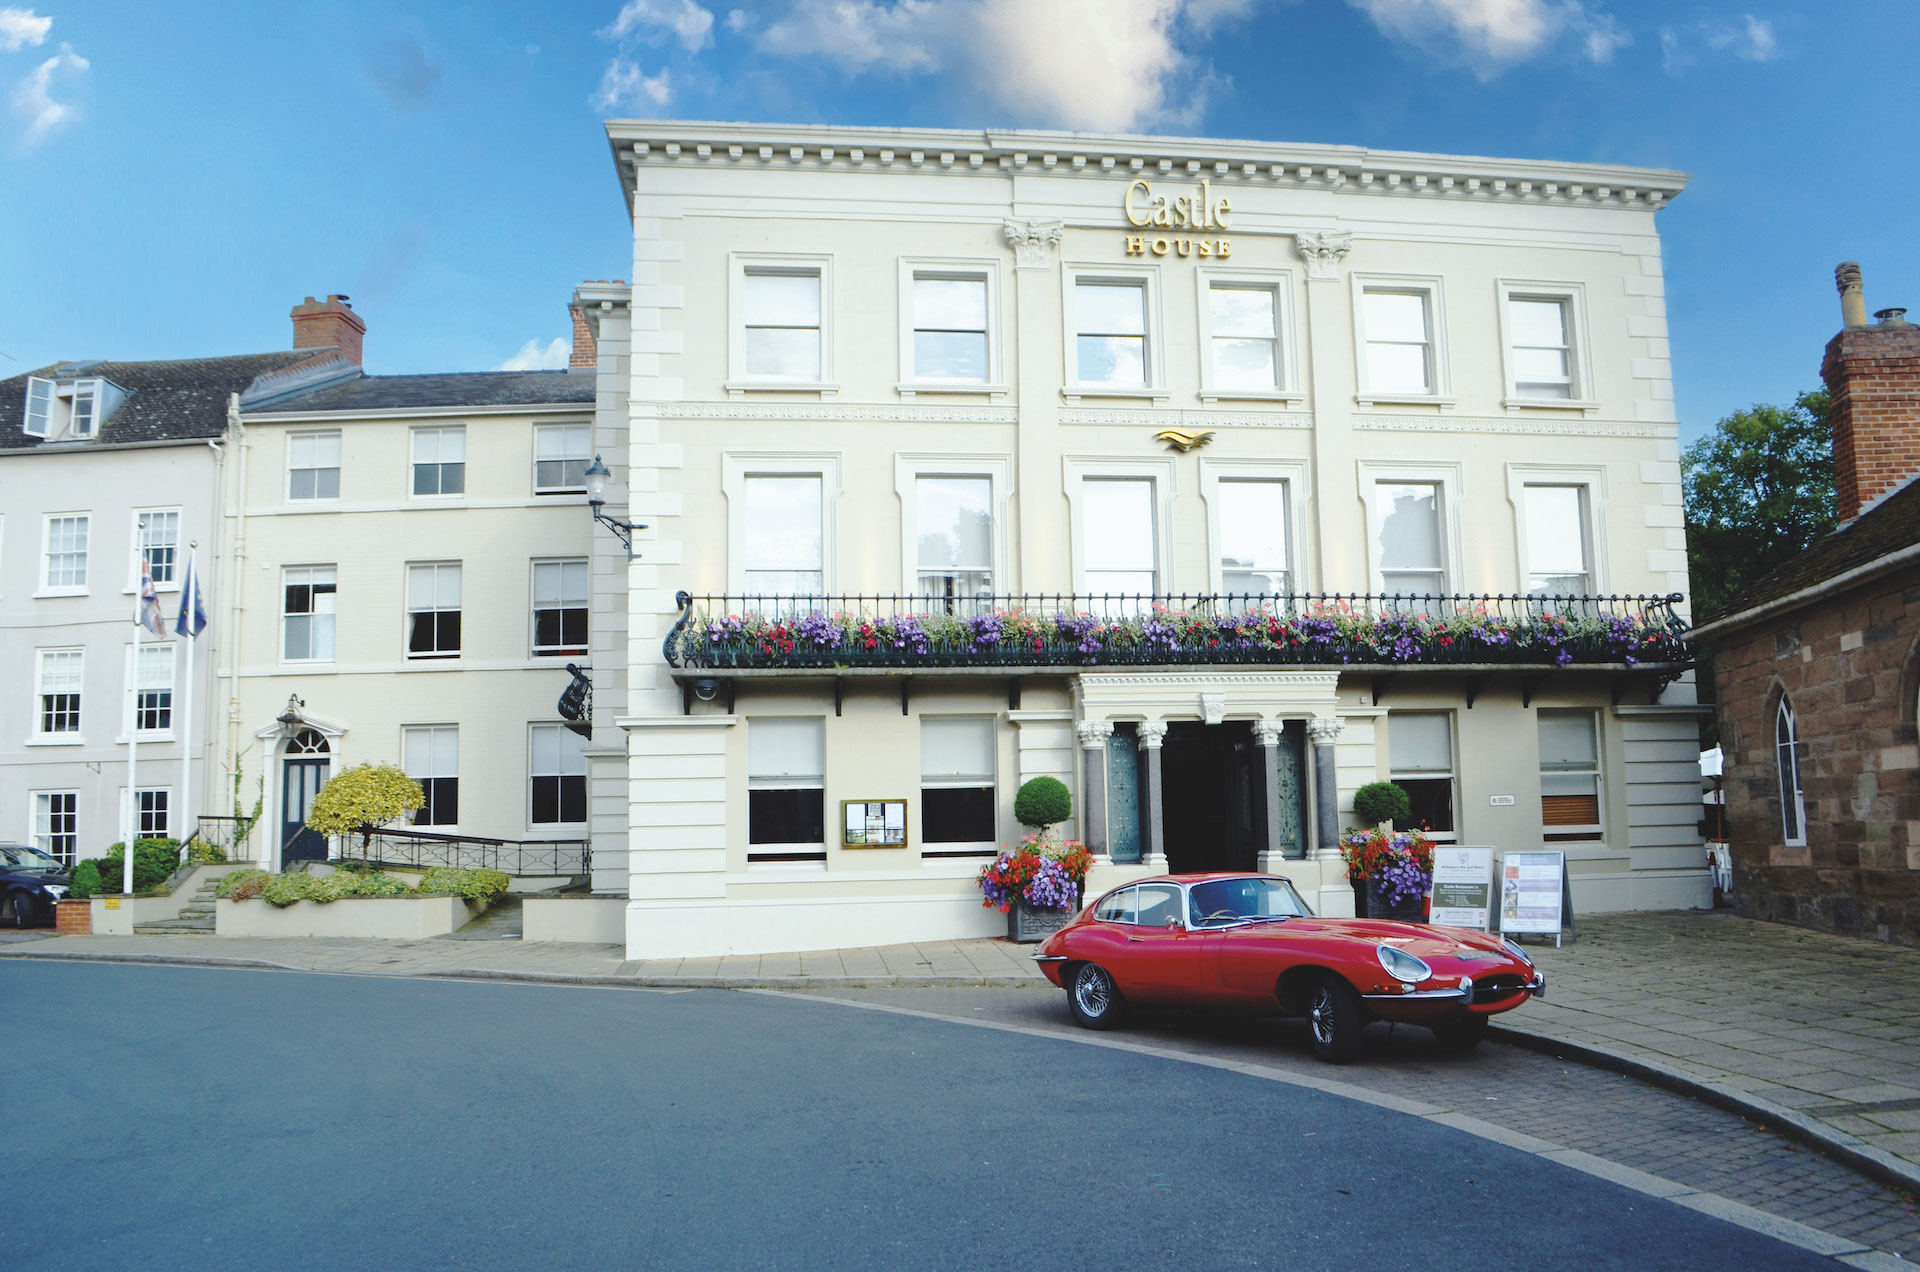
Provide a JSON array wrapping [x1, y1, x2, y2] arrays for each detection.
[[1837, 261, 1869, 328], [1875, 307, 1909, 327]]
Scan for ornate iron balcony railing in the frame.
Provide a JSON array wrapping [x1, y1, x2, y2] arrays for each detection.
[[664, 590, 1691, 672]]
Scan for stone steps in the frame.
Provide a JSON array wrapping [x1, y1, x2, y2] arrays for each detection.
[[133, 880, 222, 935]]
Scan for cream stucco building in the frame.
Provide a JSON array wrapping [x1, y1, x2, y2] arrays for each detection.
[[586, 122, 1710, 960]]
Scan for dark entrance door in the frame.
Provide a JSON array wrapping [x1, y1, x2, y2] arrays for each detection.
[[280, 730, 331, 868], [1159, 722, 1257, 874]]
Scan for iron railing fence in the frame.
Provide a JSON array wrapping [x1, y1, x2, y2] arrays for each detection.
[[335, 829, 590, 879], [183, 815, 257, 864], [664, 590, 1692, 672]]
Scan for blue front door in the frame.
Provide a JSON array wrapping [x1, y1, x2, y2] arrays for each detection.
[[280, 758, 330, 868]]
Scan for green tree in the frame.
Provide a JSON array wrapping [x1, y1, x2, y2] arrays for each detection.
[[1682, 389, 1836, 621], [306, 763, 424, 855]]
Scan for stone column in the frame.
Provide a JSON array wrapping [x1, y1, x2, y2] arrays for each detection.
[[1137, 721, 1168, 870], [1077, 720, 1114, 859], [1306, 715, 1345, 861], [1253, 719, 1285, 871]]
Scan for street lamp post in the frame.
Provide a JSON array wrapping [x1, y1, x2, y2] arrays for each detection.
[[584, 454, 646, 558]]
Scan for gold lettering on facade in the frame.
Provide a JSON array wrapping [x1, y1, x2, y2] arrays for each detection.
[[1123, 177, 1233, 231], [1151, 237, 1170, 256], [1124, 235, 1231, 257], [1124, 235, 1146, 255]]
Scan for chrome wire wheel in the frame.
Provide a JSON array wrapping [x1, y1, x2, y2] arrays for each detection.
[[1068, 963, 1124, 1030], [1309, 985, 1336, 1047]]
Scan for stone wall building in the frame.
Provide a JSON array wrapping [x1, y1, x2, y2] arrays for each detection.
[[1696, 264, 1920, 943]]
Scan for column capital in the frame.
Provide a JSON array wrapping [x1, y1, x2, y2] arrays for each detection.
[[1296, 230, 1352, 281], [1252, 719, 1286, 747], [1075, 719, 1115, 747], [1004, 218, 1064, 270], [1305, 715, 1345, 744], [1136, 720, 1167, 748]]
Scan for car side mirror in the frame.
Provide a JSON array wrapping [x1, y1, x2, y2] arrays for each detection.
[[1166, 915, 1182, 931]]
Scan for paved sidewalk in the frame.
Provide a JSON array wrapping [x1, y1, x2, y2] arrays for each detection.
[[7, 908, 1920, 1187]]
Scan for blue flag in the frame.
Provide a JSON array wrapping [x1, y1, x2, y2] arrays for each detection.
[[176, 555, 208, 638]]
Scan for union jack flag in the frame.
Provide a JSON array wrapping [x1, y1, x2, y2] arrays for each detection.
[[138, 557, 169, 637]]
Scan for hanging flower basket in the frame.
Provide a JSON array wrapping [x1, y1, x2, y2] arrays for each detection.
[[1339, 827, 1435, 925]]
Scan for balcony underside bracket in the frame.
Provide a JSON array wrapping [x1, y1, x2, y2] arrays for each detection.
[[901, 677, 911, 716], [1520, 675, 1547, 709], [834, 677, 844, 718], [1009, 679, 1022, 712], [1463, 673, 1495, 709], [1370, 673, 1397, 705]]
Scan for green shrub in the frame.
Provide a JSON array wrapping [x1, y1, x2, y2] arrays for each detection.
[[70, 859, 103, 899], [262, 873, 316, 908], [1352, 781, 1413, 829], [95, 839, 181, 894], [309, 871, 358, 903], [1013, 777, 1072, 832], [414, 867, 511, 902], [217, 869, 270, 901], [185, 839, 228, 865], [351, 872, 415, 898]]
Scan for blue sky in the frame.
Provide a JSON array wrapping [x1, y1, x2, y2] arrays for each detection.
[[2, 1, 1914, 441]]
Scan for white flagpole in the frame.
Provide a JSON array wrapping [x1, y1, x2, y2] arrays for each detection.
[[178, 544, 198, 858], [125, 558, 141, 896]]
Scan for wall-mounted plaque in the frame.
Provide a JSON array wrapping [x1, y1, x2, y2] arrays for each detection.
[[842, 799, 907, 848]]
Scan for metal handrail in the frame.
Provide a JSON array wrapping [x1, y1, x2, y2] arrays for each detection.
[[338, 830, 590, 878], [663, 590, 1692, 671]]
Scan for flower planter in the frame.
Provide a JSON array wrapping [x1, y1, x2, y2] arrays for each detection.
[[1365, 879, 1427, 924], [1008, 901, 1073, 943], [55, 899, 92, 935]]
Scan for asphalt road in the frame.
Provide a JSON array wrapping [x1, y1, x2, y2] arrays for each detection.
[[2, 962, 1842, 1271]]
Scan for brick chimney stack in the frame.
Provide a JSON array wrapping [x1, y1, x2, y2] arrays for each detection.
[[569, 301, 596, 368], [1822, 262, 1920, 522], [290, 294, 366, 366]]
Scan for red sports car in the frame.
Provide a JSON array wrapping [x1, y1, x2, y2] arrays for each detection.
[[1034, 872, 1544, 1063]]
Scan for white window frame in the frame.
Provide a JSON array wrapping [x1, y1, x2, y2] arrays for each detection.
[[1496, 279, 1597, 411], [722, 454, 842, 597], [411, 426, 467, 499], [281, 564, 338, 665], [746, 715, 828, 862], [129, 787, 171, 841], [1387, 710, 1459, 844], [1537, 708, 1604, 840], [1062, 263, 1168, 402], [286, 430, 342, 503], [1506, 465, 1610, 596], [403, 724, 461, 828], [1195, 268, 1302, 404], [528, 722, 588, 828], [533, 423, 592, 494], [896, 258, 1006, 397], [1777, 695, 1807, 849], [529, 558, 590, 658], [39, 512, 90, 596], [1062, 457, 1176, 601], [30, 791, 79, 865], [918, 714, 1000, 855], [1352, 273, 1453, 407], [1199, 458, 1311, 598], [124, 641, 177, 741], [892, 454, 1013, 600], [405, 561, 463, 660], [23, 376, 53, 438], [1356, 461, 1465, 597], [32, 647, 85, 744], [129, 507, 183, 592], [728, 252, 837, 396]]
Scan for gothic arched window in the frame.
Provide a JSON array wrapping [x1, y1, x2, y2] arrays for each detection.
[[1775, 696, 1806, 847]]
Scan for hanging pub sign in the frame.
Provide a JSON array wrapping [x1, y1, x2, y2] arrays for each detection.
[[1430, 846, 1494, 931], [842, 800, 907, 848], [557, 663, 593, 740], [1500, 850, 1572, 945]]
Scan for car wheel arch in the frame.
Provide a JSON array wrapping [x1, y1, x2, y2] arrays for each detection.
[[1276, 965, 1363, 1017]]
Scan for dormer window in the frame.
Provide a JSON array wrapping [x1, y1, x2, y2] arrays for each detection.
[[22, 376, 121, 441]]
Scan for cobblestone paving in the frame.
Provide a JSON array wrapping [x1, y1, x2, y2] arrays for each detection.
[[1505, 910, 1920, 1173], [807, 984, 1920, 1260]]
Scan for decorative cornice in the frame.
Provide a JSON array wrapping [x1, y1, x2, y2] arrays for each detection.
[[1295, 230, 1352, 281], [1354, 414, 1665, 438], [651, 401, 1017, 423], [607, 121, 1688, 211], [1003, 218, 1064, 269], [1078, 671, 1341, 689], [1059, 406, 1312, 429]]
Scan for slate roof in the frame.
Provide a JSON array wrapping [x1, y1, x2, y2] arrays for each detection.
[[1703, 475, 1920, 626], [0, 351, 332, 451], [245, 369, 596, 414]]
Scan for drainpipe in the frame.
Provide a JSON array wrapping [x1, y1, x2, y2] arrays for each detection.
[[220, 393, 254, 860]]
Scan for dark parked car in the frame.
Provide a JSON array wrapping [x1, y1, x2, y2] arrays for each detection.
[[1, 844, 71, 928]]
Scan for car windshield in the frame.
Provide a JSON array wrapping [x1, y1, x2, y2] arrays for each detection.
[[1188, 877, 1311, 927], [0, 845, 63, 872]]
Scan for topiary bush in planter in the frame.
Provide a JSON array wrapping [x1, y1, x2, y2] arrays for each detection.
[[1013, 777, 1073, 837], [1352, 781, 1412, 830]]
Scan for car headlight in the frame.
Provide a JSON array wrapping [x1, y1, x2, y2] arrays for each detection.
[[1376, 944, 1432, 984], [45, 884, 68, 900], [1501, 938, 1533, 966]]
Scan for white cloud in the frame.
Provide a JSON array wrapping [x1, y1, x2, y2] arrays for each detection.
[[725, 8, 754, 33], [1660, 13, 1778, 74], [11, 40, 84, 142], [756, 0, 1250, 131], [497, 338, 570, 371], [1348, 0, 1627, 77], [594, 57, 673, 108], [0, 6, 51, 51], [604, 0, 715, 53]]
